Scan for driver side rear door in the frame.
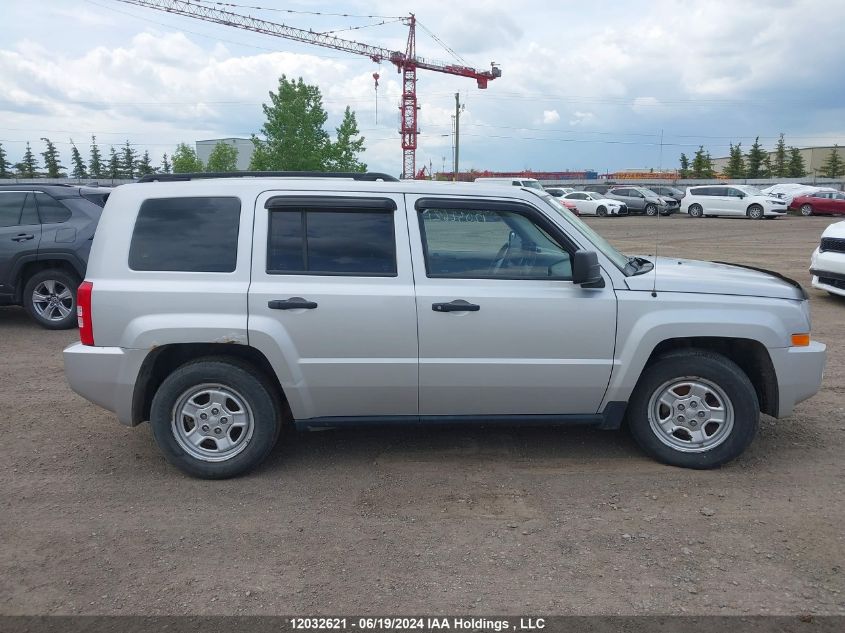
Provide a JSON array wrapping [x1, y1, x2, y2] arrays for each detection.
[[406, 194, 617, 417]]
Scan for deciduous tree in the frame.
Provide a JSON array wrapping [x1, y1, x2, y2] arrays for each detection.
[[172, 143, 204, 173], [327, 106, 367, 172], [206, 141, 238, 172]]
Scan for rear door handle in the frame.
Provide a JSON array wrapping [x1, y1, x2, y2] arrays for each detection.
[[268, 297, 318, 310], [432, 299, 480, 313], [12, 234, 34, 242]]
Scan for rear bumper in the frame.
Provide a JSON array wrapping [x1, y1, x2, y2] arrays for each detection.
[[769, 341, 826, 417], [63, 343, 148, 426]]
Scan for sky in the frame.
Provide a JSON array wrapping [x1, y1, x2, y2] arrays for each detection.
[[2, 0, 845, 176]]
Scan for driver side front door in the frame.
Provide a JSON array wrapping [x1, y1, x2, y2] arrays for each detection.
[[407, 195, 617, 417]]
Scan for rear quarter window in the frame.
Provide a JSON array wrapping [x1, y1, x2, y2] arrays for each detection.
[[129, 197, 241, 272]]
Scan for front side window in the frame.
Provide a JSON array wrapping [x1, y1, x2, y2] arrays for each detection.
[[0, 192, 28, 227], [129, 197, 241, 272], [418, 205, 572, 280], [267, 208, 396, 276]]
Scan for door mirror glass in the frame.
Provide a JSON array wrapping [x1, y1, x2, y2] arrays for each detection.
[[572, 250, 603, 286]]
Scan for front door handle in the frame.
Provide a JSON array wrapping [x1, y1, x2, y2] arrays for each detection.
[[268, 297, 318, 310], [432, 299, 480, 313], [12, 234, 34, 242]]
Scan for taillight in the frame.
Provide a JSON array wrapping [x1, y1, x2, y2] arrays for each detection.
[[77, 281, 94, 346]]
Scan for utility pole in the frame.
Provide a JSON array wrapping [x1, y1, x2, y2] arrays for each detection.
[[454, 92, 462, 182]]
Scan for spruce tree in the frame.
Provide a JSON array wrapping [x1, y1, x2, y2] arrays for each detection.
[[820, 145, 844, 178], [161, 153, 172, 174], [0, 142, 11, 178], [745, 136, 767, 179], [16, 142, 39, 178], [107, 146, 121, 178], [121, 140, 137, 178], [724, 142, 746, 178], [787, 147, 807, 178], [69, 140, 88, 179], [690, 146, 708, 178], [136, 150, 154, 175], [772, 133, 787, 177], [678, 153, 690, 178], [89, 136, 104, 179], [328, 106, 367, 171], [40, 138, 64, 178]]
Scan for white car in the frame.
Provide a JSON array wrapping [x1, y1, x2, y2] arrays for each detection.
[[762, 183, 837, 206], [682, 185, 788, 219], [545, 187, 575, 197], [562, 191, 628, 216], [810, 221, 845, 298]]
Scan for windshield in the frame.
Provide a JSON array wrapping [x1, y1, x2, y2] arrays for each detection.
[[530, 192, 630, 271], [522, 181, 544, 191]]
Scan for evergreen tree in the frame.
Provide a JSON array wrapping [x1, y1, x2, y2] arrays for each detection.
[[761, 154, 772, 179], [327, 107, 367, 171], [724, 142, 746, 178], [678, 153, 690, 178], [0, 142, 11, 178], [40, 137, 64, 178], [820, 145, 845, 178], [205, 141, 238, 172], [704, 152, 715, 178], [772, 133, 787, 178], [172, 143, 204, 173], [136, 150, 154, 175], [745, 136, 767, 179], [107, 146, 121, 178], [69, 140, 88, 179], [89, 135, 104, 179], [121, 140, 137, 178], [161, 153, 172, 174], [250, 75, 332, 170], [690, 146, 714, 178], [787, 147, 807, 178], [15, 142, 39, 178]]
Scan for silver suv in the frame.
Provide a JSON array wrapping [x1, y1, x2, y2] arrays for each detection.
[[606, 186, 680, 216], [63, 173, 826, 478]]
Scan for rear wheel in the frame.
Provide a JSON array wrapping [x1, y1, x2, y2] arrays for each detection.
[[800, 204, 813, 216], [23, 269, 79, 330], [747, 204, 764, 220], [627, 351, 759, 469], [688, 204, 704, 218], [150, 358, 283, 479], [644, 204, 658, 216]]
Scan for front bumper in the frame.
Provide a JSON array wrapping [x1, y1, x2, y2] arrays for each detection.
[[764, 205, 788, 216], [810, 248, 845, 297], [64, 343, 149, 426], [769, 341, 826, 417]]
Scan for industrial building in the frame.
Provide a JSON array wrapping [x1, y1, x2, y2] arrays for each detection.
[[195, 137, 254, 171], [711, 145, 842, 176]]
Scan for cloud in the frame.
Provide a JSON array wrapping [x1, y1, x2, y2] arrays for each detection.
[[542, 110, 560, 124], [569, 111, 595, 126]]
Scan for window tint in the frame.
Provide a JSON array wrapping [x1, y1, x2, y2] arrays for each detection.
[[692, 187, 712, 196], [418, 206, 572, 280], [0, 192, 27, 227], [129, 197, 241, 272], [35, 193, 72, 224], [267, 209, 396, 276], [20, 193, 39, 225]]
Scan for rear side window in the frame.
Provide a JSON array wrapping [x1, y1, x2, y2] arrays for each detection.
[[35, 193, 72, 224], [267, 205, 396, 276], [129, 197, 241, 272], [691, 187, 711, 196]]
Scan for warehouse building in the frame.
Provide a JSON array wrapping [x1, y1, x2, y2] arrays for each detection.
[[711, 145, 842, 175], [195, 138, 254, 170]]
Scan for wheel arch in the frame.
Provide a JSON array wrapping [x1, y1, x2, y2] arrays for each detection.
[[13, 258, 83, 303], [131, 343, 288, 426]]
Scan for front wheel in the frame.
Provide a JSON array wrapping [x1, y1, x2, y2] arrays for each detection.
[[644, 204, 658, 216], [150, 358, 283, 479], [626, 351, 759, 469], [597, 206, 607, 217], [747, 204, 764, 220], [800, 204, 813, 216], [23, 269, 80, 330], [688, 204, 704, 218]]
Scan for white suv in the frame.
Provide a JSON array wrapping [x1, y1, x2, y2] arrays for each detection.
[[682, 185, 788, 219], [64, 173, 825, 478]]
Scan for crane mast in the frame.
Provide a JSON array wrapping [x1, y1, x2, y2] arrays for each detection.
[[115, 0, 501, 177]]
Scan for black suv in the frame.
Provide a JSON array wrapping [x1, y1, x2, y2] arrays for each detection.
[[0, 184, 110, 329]]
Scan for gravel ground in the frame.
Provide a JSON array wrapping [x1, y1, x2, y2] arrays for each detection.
[[1, 213, 843, 616]]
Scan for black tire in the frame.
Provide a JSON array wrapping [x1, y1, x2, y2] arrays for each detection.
[[597, 206, 607, 217], [747, 204, 764, 220], [688, 204, 704, 218], [626, 350, 759, 469], [150, 357, 283, 479], [644, 204, 658, 216], [800, 204, 813, 217], [22, 268, 80, 330]]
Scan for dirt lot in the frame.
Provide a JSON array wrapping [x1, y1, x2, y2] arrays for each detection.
[[1, 214, 844, 616]]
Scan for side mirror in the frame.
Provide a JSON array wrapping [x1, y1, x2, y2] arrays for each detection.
[[572, 250, 603, 287]]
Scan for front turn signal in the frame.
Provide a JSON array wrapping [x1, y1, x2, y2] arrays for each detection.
[[791, 333, 810, 347]]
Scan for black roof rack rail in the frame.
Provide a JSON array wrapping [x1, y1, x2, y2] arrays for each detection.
[[136, 171, 399, 183]]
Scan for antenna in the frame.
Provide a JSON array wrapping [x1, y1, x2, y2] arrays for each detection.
[[651, 129, 664, 298]]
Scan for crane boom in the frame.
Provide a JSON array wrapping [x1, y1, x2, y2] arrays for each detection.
[[115, 0, 502, 177]]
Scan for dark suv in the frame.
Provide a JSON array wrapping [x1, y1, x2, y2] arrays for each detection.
[[0, 184, 110, 329]]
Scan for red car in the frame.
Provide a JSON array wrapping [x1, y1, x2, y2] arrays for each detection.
[[789, 191, 845, 216]]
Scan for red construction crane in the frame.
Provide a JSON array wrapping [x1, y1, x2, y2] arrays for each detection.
[[115, 0, 502, 178]]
